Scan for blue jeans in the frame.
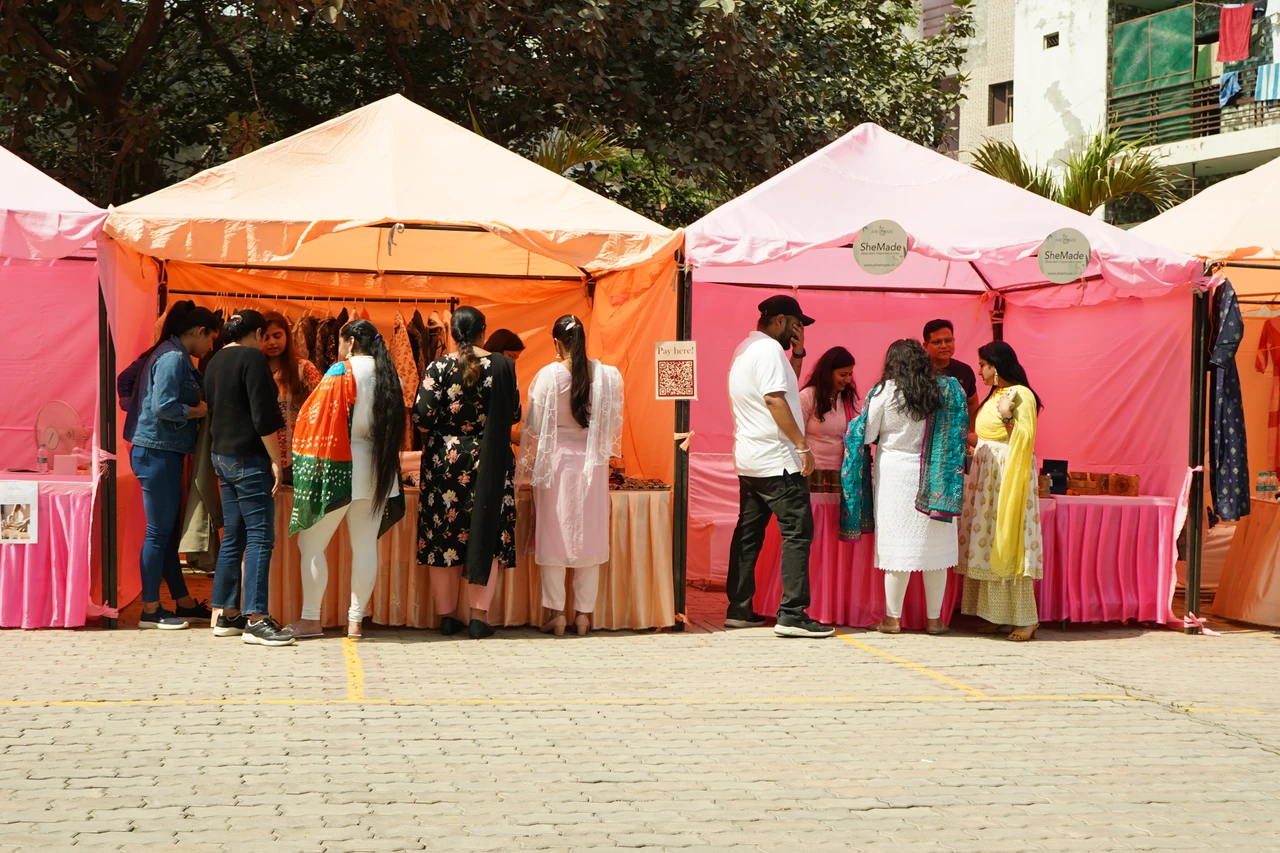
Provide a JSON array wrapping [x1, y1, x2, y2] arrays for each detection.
[[211, 454, 275, 616], [130, 446, 192, 605]]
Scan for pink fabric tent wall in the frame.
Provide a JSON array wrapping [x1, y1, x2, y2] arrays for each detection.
[[682, 124, 1204, 587], [0, 145, 111, 625]]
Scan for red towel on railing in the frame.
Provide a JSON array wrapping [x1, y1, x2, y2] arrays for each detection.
[[1219, 4, 1255, 64]]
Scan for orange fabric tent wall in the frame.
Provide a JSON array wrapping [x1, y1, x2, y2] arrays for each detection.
[[103, 241, 676, 608]]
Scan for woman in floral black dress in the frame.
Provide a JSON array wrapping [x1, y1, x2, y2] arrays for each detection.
[[414, 307, 520, 639]]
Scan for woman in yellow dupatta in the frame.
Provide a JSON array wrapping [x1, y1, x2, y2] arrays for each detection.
[[956, 342, 1045, 641]]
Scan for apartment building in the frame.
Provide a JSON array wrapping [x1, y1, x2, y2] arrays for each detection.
[[928, 0, 1280, 223]]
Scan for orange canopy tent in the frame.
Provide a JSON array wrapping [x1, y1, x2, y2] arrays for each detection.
[[100, 94, 682, 610]]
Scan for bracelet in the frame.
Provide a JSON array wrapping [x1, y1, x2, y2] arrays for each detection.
[[798, 448, 813, 455], [791, 350, 806, 358]]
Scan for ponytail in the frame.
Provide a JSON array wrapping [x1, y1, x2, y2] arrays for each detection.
[[340, 319, 406, 510], [451, 306, 487, 388], [553, 314, 591, 428]]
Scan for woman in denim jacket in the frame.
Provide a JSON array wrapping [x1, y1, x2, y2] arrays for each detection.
[[123, 306, 221, 630]]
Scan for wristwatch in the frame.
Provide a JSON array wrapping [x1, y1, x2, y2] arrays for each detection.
[[791, 349, 806, 358]]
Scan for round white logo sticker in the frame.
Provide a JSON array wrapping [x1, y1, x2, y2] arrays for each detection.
[[1038, 228, 1091, 284], [853, 220, 909, 275]]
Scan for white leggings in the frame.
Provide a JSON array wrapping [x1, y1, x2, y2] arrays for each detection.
[[297, 499, 380, 623], [884, 569, 948, 619], [540, 565, 601, 613]]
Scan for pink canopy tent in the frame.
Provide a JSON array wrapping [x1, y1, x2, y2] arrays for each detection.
[[677, 123, 1207, 627], [0, 145, 111, 628]]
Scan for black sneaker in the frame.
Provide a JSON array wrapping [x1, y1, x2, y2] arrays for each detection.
[[724, 613, 768, 629], [774, 616, 835, 639], [213, 613, 248, 637], [242, 616, 296, 647], [175, 599, 214, 622], [138, 608, 188, 630]]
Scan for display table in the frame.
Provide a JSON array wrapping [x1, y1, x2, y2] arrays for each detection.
[[267, 487, 674, 630], [749, 492, 1177, 628], [1213, 499, 1280, 627], [0, 474, 95, 629], [1037, 495, 1177, 625]]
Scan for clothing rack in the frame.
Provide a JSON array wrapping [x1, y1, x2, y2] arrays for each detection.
[[162, 288, 459, 313]]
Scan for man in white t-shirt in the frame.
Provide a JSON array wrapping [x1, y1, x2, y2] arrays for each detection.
[[724, 295, 833, 639]]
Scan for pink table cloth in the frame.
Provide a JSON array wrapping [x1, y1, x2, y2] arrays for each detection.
[[1036, 495, 1177, 625], [749, 493, 1177, 628], [0, 475, 94, 629], [751, 493, 963, 629]]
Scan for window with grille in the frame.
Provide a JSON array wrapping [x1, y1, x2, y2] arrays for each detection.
[[1044, 32, 1060, 49]]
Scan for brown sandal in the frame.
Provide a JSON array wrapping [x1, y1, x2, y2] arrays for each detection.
[[976, 623, 1010, 635], [540, 613, 567, 637], [873, 619, 901, 635], [1007, 623, 1039, 642]]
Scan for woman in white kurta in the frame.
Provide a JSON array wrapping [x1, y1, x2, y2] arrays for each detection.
[[520, 315, 624, 636], [864, 341, 959, 635]]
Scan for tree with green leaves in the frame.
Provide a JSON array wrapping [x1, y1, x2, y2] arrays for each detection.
[[1, 1, 974, 225], [969, 132, 1182, 217]]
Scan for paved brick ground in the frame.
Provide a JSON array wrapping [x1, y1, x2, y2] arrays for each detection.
[[1, 588, 1278, 852]]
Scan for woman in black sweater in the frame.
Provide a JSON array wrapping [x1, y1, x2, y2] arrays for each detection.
[[203, 310, 293, 647]]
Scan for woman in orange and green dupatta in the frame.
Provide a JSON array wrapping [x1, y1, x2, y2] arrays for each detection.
[[955, 342, 1045, 641], [289, 320, 405, 640]]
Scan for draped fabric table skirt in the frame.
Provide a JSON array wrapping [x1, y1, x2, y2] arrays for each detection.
[[0, 476, 94, 628], [748, 493, 1177, 628], [267, 487, 674, 630], [751, 494, 964, 630], [1214, 498, 1280, 627], [1037, 495, 1177, 625]]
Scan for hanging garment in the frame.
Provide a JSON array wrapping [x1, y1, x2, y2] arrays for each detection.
[[1221, 71, 1244, 108], [1211, 281, 1251, 521], [1256, 62, 1280, 101], [390, 311, 420, 452], [1255, 316, 1280, 468], [293, 315, 319, 367], [1219, 4, 1255, 64], [178, 417, 222, 569]]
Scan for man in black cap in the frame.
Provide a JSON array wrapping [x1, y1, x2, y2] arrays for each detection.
[[724, 295, 834, 638]]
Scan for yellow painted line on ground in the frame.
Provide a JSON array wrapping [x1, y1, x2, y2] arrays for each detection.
[[837, 633, 987, 697], [0, 693, 1172, 709], [343, 637, 366, 702]]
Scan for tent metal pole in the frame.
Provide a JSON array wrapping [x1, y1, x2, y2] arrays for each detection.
[[672, 258, 692, 632], [1185, 289, 1211, 633], [98, 284, 119, 630]]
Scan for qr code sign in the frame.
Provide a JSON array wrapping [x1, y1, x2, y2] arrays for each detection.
[[658, 359, 695, 399]]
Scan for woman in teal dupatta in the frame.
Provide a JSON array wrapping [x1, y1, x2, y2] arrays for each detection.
[[840, 340, 967, 633]]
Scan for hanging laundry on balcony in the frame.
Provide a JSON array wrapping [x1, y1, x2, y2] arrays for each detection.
[[1218, 3, 1255, 63], [1256, 63, 1280, 101], [1221, 71, 1244, 108]]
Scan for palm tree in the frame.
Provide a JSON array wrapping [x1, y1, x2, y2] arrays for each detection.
[[528, 123, 627, 177], [969, 132, 1181, 216], [466, 104, 626, 177]]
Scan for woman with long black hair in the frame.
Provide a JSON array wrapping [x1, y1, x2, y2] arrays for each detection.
[[289, 319, 406, 640], [841, 340, 967, 635], [520, 315, 624, 636], [414, 307, 520, 639], [956, 341, 1045, 641], [799, 346, 858, 491]]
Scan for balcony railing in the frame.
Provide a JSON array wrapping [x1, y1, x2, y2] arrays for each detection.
[[1108, 68, 1280, 147]]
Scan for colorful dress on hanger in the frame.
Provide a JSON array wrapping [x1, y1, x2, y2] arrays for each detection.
[[273, 359, 324, 467], [1256, 316, 1280, 470], [1210, 281, 1249, 521], [413, 354, 521, 576]]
